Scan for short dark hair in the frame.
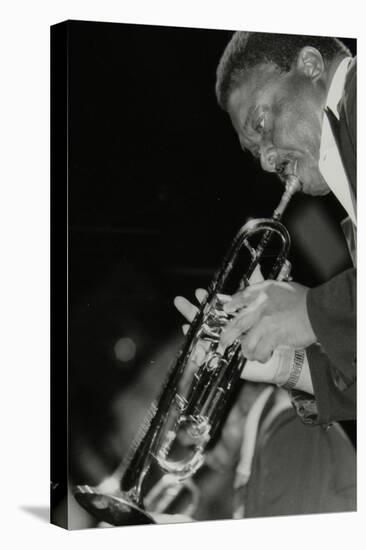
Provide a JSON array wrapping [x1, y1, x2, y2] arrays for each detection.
[[216, 32, 351, 110]]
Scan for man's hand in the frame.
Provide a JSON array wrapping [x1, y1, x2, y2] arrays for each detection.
[[174, 288, 207, 334], [220, 280, 316, 362], [173, 288, 293, 386]]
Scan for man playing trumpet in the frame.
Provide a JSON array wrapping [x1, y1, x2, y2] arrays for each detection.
[[177, 32, 356, 427]]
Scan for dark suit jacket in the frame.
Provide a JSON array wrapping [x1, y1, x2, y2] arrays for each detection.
[[304, 59, 356, 425], [245, 408, 356, 517]]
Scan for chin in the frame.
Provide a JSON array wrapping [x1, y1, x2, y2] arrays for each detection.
[[302, 184, 330, 196], [299, 168, 330, 196]]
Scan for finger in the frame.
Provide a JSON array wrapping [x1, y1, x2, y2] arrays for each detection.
[[232, 294, 265, 329], [223, 283, 267, 313], [241, 323, 276, 363], [220, 315, 252, 350], [219, 318, 247, 350], [174, 296, 199, 323], [242, 339, 273, 363], [195, 288, 208, 304], [220, 294, 265, 349]]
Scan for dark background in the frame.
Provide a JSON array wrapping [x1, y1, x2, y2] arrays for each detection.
[[67, 21, 356, 483]]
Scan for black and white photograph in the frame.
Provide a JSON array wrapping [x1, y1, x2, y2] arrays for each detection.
[[2, 0, 365, 546], [50, 20, 357, 530], [3, 0, 366, 547]]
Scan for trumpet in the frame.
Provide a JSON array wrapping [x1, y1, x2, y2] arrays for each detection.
[[74, 166, 301, 526]]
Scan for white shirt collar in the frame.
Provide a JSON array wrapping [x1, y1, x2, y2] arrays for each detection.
[[319, 57, 356, 225], [325, 56, 352, 119]]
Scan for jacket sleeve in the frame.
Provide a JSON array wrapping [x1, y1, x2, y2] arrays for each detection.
[[303, 344, 355, 424], [291, 269, 356, 425], [307, 268, 356, 385]]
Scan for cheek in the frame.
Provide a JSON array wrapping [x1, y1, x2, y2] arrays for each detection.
[[272, 105, 321, 156], [271, 82, 323, 154]]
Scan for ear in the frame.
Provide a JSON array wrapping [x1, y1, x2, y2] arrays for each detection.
[[296, 46, 325, 80]]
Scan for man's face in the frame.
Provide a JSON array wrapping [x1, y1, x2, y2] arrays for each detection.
[[227, 62, 330, 195]]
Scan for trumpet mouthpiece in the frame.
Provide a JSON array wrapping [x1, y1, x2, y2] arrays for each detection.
[[276, 160, 301, 196], [273, 172, 300, 220], [285, 174, 301, 197]]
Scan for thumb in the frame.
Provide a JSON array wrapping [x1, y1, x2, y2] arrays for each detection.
[[174, 296, 199, 323]]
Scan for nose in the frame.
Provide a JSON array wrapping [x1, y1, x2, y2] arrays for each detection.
[[259, 146, 278, 173]]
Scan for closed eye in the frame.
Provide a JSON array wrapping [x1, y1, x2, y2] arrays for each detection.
[[254, 113, 265, 134]]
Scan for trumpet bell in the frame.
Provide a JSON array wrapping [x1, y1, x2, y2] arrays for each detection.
[[74, 485, 155, 526]]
